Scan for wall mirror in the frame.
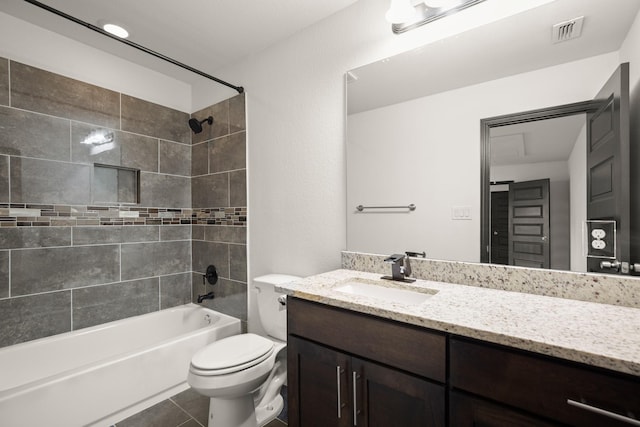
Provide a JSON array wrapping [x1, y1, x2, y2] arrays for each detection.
[[346, 0, 640, 275]]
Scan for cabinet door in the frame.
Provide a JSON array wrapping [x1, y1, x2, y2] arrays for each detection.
[[450, 391, 561, 427], [352, 358, 445, 427], [288, 336, 351, 427]]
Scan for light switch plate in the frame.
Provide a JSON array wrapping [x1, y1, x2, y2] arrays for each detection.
[[451, 206, 472, 220]]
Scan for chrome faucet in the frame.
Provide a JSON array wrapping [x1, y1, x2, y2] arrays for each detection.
[[381, 253, 416, 283]]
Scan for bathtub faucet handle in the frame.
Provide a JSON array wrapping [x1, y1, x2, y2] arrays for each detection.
[[197, 292, 215, 303]]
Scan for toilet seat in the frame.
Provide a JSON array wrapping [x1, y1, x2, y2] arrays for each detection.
[[190, 334, 275, 376]]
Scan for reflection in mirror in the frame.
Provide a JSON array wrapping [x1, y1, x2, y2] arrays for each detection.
[[346, 0, 640, 275], [488, 113, 587, 272]]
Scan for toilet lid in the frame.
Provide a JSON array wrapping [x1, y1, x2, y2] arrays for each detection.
[[191, 333, 275, 372]]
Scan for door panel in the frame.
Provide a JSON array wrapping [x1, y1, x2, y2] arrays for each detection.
[[587, 63, 630, 273], [353, 358, 445, 427], [288, 336, 351, 427], [490, 191, 509, 265], [508, 179, 550, 268]]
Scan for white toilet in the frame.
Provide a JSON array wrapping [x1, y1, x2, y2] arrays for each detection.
[[188, 274, 300, 427]]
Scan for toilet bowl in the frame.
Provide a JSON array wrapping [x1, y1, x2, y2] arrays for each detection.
[[188, 274, 300, 427]]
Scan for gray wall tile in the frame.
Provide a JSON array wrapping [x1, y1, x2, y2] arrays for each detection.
[[0, 58, 8, 106], [10, 157, 91, 204], [71, 123, 159, 172], [204, 225, 246, 244], [0, 291, 71, 347], [209, 132, 246, 173], [160, 225, 190, 241], [192, 174, 228, 208], [11, 62, 120, 128], [192, 225, 205, 241], [0, 227, 71, 249], [73, 226, 159, 245], [11, 245, 120, 295], [159, 140, 190, 176], [229, 94, 246, 134], [229, 170, 247, 206], [0, 106, 71, 161], [121, 95, 190, 144], [192, 240, 229, 278], [139, 172, 191, 208], [0, 155, 8, 202], [160, 273, 192, 309], [121, 240, 191, 280], [194, 276, 247, 321], [191, 142, 208, 176], [229, 244, 247, 282], [191, 101, 229, 144], [72, 278, 159, 329], [0, 251, 8, 299]]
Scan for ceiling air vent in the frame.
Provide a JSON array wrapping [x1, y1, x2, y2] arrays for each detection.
[[552, 16, 584, 43]]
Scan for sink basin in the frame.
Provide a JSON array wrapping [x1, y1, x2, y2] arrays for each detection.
[[334, 278, 437, 306]]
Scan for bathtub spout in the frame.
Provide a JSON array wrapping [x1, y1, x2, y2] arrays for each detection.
[[197, 292, 214, 303]]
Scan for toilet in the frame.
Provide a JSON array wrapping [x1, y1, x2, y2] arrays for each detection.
[[188, 274, 300, 427]]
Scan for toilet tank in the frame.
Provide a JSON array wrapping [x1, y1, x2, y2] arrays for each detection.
[[254, 274, 301, 341]]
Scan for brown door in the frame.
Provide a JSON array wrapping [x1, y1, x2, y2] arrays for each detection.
[[587, 63, 630, 273], [490, 191, 509, 265], [288, 336, 351, 427], [352, 357, 445, 427], [508, 179, 550, 268]]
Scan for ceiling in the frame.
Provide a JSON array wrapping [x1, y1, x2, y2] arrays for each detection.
[[348, 0, 640, 114], [490, 114, 586, 166], [0, 0, 358, 85]]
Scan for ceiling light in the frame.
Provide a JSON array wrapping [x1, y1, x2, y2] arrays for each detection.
[[385, 0, 419, 24], [102, 23, 129, 38]]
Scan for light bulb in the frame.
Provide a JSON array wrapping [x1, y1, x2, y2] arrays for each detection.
[[103, 23, 129, 38], [385, 0, 418, 24]]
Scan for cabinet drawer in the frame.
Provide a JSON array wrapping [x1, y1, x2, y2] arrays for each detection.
[[288, 298, 446, 382], [450, 338, 640, 427]]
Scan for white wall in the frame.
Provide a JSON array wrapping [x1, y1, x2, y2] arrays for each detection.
[[347, 52, 619, 262], [0, 12, 192, 112]]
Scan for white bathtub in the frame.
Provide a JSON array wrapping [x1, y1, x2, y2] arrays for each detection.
[[0, 303, 241, 427]]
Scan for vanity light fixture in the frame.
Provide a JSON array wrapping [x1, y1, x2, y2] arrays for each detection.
[[102, 23, 129, 38], [389, 0, 487, 34], [385, 0, 419, 24]]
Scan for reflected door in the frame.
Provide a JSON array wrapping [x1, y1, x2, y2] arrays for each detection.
[[587, 63, 630, 273], [508, 179, 550, 268]]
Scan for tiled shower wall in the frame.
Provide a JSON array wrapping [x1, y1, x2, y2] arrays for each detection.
[[0, 57, 248, 348]]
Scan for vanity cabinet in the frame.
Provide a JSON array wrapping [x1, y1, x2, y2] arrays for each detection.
[[450, 338, 640, 427], [287, 297, 446, 427]]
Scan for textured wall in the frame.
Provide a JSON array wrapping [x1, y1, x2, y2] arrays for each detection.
[[0, 59, 195, 347]]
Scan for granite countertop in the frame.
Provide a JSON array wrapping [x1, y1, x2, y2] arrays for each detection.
[[278, 269, 640, 377]]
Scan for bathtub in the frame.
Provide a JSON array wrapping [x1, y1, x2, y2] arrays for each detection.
[[0, 303, 241, 427]]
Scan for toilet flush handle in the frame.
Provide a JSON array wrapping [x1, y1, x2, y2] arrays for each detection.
[[277, 295, 287, 306]]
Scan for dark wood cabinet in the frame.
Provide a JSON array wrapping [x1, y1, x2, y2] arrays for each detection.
[[287, 298, 446, 427], [287, 297, 640, 427], [450, 338, 640, 427], [450, 391, 562, 427]]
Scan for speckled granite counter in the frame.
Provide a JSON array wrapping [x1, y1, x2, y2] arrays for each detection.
[[277, 269, 640, 377]]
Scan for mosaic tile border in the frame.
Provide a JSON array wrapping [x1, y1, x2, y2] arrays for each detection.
[[0, 204, 247, 227]]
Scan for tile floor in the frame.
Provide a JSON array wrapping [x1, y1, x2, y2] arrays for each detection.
[[115, 387, 288, 427]]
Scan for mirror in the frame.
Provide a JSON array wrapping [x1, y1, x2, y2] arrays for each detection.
[[346, 0, 640, 273]]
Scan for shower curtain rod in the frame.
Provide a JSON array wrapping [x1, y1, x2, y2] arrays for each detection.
[[23, 0, 244, 94]]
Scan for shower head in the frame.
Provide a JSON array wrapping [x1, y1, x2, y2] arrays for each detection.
[[189, 116, 213, 134]]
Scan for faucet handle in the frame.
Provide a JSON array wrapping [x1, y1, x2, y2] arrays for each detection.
[[405, 251, 426, 258]]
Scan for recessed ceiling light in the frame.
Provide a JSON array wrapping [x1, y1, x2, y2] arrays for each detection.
[[102, 23, 129, 38]]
